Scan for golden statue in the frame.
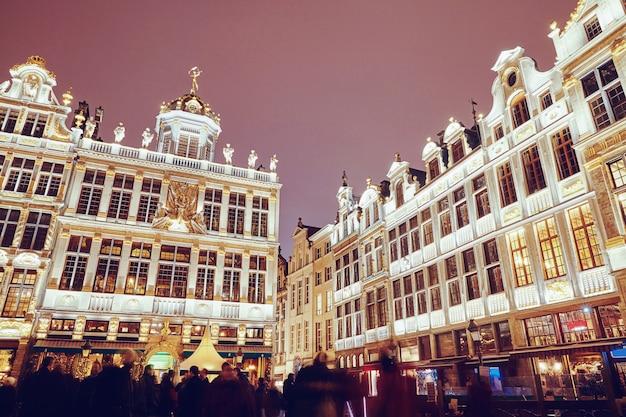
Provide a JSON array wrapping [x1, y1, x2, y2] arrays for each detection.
[[188, 66, 202, 94]]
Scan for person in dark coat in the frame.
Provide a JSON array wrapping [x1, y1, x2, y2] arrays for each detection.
[[158, 370, 177, 417], [282, 373, 295, 416], [18, 356, 68, 417], [290, 351, 347, 417], [89, 349, 137, 417], [135, 365, 159, 417], [465, 379, 493, 417], [74, 360, 102, 417], [370, 353, 412, 417], [254, 377, 267, 417], [0, 377, 17, 417], [177, 366, 205, 417], [208, 362, 254, 417]]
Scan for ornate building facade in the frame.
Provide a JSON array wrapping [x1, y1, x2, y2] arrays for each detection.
[[278, 0, 626, 409], [0, 57, 282, 380]]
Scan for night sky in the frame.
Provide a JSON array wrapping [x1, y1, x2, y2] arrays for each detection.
[[1, 1, 576, 255]]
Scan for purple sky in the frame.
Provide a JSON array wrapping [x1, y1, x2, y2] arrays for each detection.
[[1, 1, 576, 256]]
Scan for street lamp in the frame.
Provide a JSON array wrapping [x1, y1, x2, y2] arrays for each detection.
[[236, 346, 243, 367], [81, 339, 92, 358], [467, 319, 483, 367]]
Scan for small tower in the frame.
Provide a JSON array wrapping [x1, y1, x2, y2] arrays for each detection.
[[155, 66, 222, 161]]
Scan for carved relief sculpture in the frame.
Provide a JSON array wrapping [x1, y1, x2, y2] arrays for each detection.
[[152, 181, 206, 234]]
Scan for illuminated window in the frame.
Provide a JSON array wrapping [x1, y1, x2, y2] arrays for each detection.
[[568, 204, 604, 271], [376, 287, 388, 326], [522, 145, 546, 194], [1, 269, 36, 318], [422, 208, 434, 245], [251, 196, 268, 237], [395, 181, 404, 207], [126, 242, 151, 295], [609, 157, 626, 188], [222, 252, 242, 301], [535, 217, 566, 280], [20, 112, 47, 137], [430, 286, 442, 311], [107, 173, 134, 220], [203, 188, 222, 232], [508, 229, 533, 287], [93, 239, 122, 293], [428, 158, 440, 181], [484, 239, 504, 294], [448, 280, 461, 306], [4, 157, 35, 193], [454, 187, 469, 229], [473, 174, 491, 218], [598, 304, 626, 338], [326, 319, 333, 350], [552, 127, 579, 180], [60, 236, 92, 291], [582, 60, 626, 130], [196, 250, 217, 300], [463, 249, 480, 300], [227, 192, 246, 235], [524, 314, 557, 346], [498, 162, 517, 207], [409, 215, 420, 252], [137, 178, 161, 223], [77, 169, 105, 215], [156, 245, 190, 298], [35, 162, 64, 197], [559, 309, 596, 342], [439, 197, 452, 237]]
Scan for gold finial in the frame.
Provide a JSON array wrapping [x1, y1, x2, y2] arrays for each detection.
[[74, 110, 85, 128], [342, 171, 348, 187], [26, 56, 47, 68], [188, 66, 202, 94], [62, 87, 73, 106]]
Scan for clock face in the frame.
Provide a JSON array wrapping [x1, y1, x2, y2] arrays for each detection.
[[185, 99, 201, 114], [507, 71, 517, 87]]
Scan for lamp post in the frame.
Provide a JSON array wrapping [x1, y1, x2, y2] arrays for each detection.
[[81, 339, 92, 358], [467, 319, 483, 367]]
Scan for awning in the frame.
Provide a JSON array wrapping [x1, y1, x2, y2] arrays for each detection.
[[465, 354, 510, 366], [510, 340, 624, 359], [33, 339, 144, 353], [182, 343, 272, 359]]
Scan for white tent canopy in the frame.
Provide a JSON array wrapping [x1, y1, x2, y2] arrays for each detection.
[[179, 328, 228, 372]]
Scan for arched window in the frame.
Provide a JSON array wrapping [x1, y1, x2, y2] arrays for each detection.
[[395, 181, 404, 207], [511, 94, 530, 128]]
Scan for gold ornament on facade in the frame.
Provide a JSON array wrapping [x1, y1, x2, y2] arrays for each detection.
[[564, 0, 587, 32], [62, 87, 73, 106], [612, 37, 626, 57], [563, 74, 579, 90], [152, 181, 207, 234]]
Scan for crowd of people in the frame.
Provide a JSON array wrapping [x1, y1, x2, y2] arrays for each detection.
[[0, 347, 493, 417]]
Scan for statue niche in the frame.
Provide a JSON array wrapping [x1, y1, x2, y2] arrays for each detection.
[[152, 181, 207, 234]]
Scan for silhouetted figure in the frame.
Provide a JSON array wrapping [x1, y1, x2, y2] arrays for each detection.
[[74, 360, 102, 417], [18, 356, 68, 417], [209, 362, 254, 417], [158, 370, 177, 417], [264, 386, 283, 417], [89, 349, 137, 417], [255, 377, 267, 417], [177, 366, 205, 417], [282, 373, 295, 416], [465, 379, 493, 417], [290, 351, 347, 417], [370, 354, 412, 417], [0, 377, 17, 417], [136, 364, 159, 417]]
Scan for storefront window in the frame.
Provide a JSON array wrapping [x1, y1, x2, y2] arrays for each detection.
[[85, 320, 108, 332], [118, 322, 140, 334], [455, 329, 469, 356], [598, 304, 626, 338], [419, 335, 432, 360], [50, 319, 75, 331], [436, 332, 456, 357], [559, 310, 596, 342], [525, 315, 557, 346], [479, 325, 497, 354], [496, 321, 513, 351]]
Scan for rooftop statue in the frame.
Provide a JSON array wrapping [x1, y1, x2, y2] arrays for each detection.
[[188, 66, 202, 94], [84, 117, 96, 139], [270, 154, 278, 173], [141, 128, 154, 149], [223, 143, 234, 165], [113, 122, 125, 144], [248, 150, 258, 169]]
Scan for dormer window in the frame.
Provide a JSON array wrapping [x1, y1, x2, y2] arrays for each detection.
[[584, 16, 602, 41], [428, 159, 440, 180], [395, 181, 404, 207], [540, 91, 553, 110], [177, 133, 198, 158], [494, 123, 504, 141], [511, 95, 530, 128], [451, 140, 465, 164], [582, 59, 626, 130]]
